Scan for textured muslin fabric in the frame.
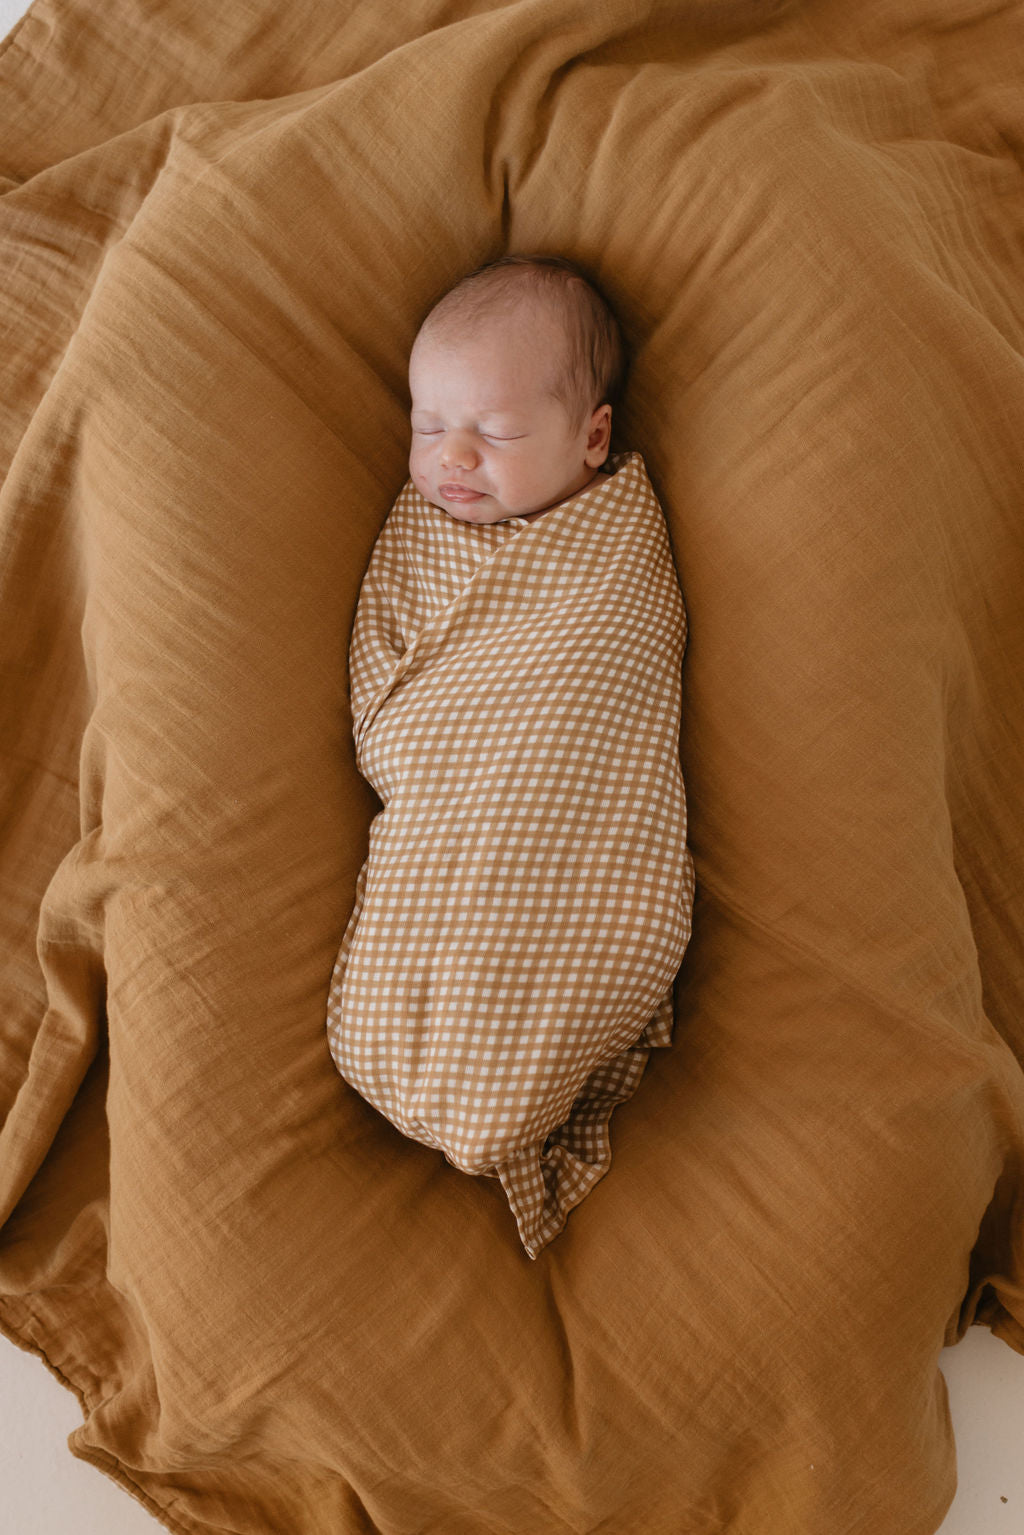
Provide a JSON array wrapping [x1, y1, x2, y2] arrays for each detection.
[[2, 0, 1024, 1531], [325, 452, 694, 1258]]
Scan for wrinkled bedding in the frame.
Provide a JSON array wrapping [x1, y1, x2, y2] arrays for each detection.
[[326, 452, 694, 1258], [2, 0, 1024, 1532]]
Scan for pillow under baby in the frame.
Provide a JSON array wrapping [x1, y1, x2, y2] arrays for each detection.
[[326, 451, 695, 1257]]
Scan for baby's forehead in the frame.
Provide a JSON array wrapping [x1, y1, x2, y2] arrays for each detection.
[[416, 292, 566, 354], [411, 328, 561, 399]]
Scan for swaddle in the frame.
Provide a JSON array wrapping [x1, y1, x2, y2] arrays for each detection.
[[326, 451, 694, 1255]]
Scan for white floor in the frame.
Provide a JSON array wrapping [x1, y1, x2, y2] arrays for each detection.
[[1, 1325, 1023, 1533], [2, 0, 1024, 1528]]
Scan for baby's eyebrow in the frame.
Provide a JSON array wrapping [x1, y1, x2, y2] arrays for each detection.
[[410, 410, 523, 425]]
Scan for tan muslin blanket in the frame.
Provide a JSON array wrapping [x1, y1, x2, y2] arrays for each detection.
[[326, 453, 694, 1257], [5, 0, 1024, 1530]]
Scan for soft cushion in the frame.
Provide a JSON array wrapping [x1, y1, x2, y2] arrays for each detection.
[[1, 0, 1023, 1531]]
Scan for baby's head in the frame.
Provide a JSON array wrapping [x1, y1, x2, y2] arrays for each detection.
[[408, 254, 626, 524]]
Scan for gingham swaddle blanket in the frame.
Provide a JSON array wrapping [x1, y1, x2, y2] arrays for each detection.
[[326, 451, 695, 1256]]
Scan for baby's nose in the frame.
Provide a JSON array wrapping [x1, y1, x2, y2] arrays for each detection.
[[439, 432, 480, 470]]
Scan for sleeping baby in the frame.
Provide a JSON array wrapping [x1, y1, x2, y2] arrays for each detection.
[[405, 253, 615, 525], [325, 254, 695, 1258]]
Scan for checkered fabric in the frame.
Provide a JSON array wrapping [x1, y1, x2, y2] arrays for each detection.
[[326, 452, 695, 1257]]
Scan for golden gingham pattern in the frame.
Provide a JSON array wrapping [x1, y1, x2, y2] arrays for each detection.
[[326, 452, 695, 1257]]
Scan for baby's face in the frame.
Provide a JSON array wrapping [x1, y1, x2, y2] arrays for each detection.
[[408, 311, 611, 524]]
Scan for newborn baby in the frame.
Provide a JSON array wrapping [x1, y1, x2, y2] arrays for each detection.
[[406, 254, 616, 525], [326, 254, 695, 1257]]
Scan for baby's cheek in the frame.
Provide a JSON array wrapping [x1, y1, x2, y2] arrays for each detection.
[[410, 469, 434, 504]]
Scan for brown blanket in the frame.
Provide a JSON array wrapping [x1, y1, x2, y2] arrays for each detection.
[[2, 1, 1024, 1532]]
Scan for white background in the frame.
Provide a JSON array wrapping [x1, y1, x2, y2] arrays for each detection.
[[1, 0, 1023, 1528]]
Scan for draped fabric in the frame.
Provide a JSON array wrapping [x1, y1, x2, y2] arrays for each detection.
[[2, 1, 1023, 1530]]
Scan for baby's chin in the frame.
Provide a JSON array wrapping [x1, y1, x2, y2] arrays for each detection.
[[430, 491, 520, 525], [413, 476, 548, 524]]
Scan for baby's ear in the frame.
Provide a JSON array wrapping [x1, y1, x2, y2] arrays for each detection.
[[586, 404, 613, 461]]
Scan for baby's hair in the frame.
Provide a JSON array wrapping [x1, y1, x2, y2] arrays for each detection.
[[417, 253, 627, 432]]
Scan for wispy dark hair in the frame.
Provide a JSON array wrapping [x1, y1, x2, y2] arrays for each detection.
[[417, 253, 627, 430]]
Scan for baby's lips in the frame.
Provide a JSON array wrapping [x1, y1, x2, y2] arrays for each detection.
[[440, 483, 484, 498]]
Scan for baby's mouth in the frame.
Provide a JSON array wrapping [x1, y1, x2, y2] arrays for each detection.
[[439, 483, 485, 502]]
